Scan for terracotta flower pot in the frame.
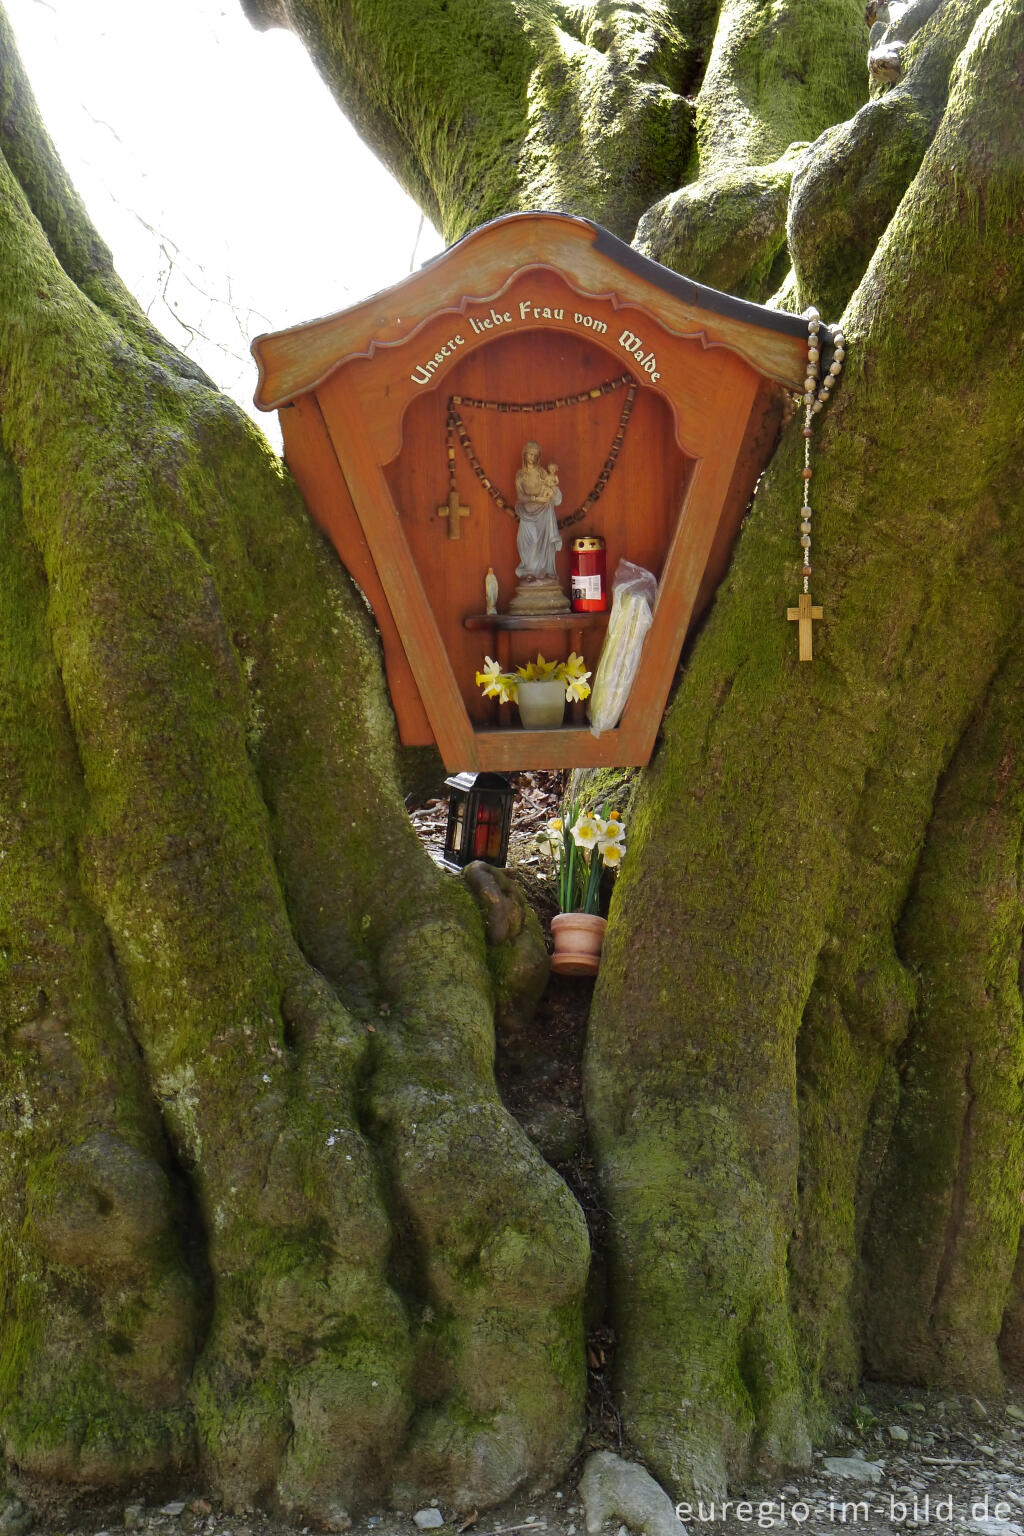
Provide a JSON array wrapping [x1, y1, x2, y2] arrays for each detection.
[[550, 912, 607, 976], [517, 678, 566, 729]]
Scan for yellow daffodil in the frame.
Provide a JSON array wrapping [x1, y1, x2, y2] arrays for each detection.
[[517, 654, 559, 682], [478, 652, 595, 709]]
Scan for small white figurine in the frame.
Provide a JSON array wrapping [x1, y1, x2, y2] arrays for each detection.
[[485, 566, 499, 615]]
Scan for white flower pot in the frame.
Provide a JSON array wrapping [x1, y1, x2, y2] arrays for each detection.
[[517, 678, 566, 729]]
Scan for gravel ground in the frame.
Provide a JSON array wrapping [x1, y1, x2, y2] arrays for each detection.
[[7, 1387, 1023, 1536]]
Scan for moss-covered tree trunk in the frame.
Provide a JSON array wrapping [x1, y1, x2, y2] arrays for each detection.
[[0, 8, 587, 1518], [3, 0, 1023, 1517]]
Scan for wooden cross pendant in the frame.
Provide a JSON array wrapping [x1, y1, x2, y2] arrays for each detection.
[[437, 487, 470, 540], [787, 591, 823, 661]]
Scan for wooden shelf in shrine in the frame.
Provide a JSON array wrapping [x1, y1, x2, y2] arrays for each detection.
[[472, 725, 632, 770], [463, 612, 609, 632], [465, 612, 609, 737]]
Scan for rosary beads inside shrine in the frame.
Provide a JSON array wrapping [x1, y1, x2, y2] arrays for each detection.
[[787, 307, 846, 662], [443, 372, 637, 534]]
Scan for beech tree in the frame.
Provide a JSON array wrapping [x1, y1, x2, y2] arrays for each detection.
[[2, 0, 1023, 1522]]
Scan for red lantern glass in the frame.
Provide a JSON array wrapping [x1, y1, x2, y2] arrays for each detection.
[[442, 772, 514, 871]]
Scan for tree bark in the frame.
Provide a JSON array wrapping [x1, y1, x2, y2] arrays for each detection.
[[2, 0, 1024, 1517], [0, 7, 586, 1516]]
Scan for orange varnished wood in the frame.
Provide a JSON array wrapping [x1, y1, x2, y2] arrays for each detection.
[[694, 377, 786, 620], [463, 614, 609, 631], [319, 269, 730, 469], [321, 371, 481, 769], [254, 214, 806, 771], [280, 398, 434, 745], [474, 727, 641, 771], [253, 212, 810, 410], [613, 356, 760, 746], [366, 323, 689, 735]]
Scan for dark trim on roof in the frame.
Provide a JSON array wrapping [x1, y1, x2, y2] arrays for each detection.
[[442, 210, 830, 343]]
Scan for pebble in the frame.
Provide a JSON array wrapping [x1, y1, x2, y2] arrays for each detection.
[[0, 1496, 30, 1536], [580, 1448, 682, 1536], [1007, 1406, 1024, 1424], [414, 1511, 445, 1530], [890, 1424, 909, 1442], [161, 1505, 187, 1518], [822, 1456, 884, 1483]]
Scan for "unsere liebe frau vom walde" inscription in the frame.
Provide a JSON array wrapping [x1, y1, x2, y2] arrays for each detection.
[[408, 297, 662, 386]]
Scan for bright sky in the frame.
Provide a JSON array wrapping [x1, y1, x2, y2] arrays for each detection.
[[5, 0, 444, 449]]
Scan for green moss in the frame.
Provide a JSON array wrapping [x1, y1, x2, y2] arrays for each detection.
[[862, 647, 1024, 1393], [521, 26, 694, 238], [636, 145, 805, 300], [788, 0, 992, 316], [587, 0, 1024, 1491], [566, 765, 640, 822], [253, 0, 697, 242], [693, 0, 868, 178], [0, 431, 199, 1482]]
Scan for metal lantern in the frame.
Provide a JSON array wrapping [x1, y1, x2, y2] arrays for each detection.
[[442, 771, 514, 871]]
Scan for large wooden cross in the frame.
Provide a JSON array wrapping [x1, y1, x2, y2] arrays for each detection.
[[787, 592, 823, 661], [437, 487, 470, 540]]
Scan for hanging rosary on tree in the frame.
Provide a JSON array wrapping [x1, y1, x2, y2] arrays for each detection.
[[787, 308, 846, 661]]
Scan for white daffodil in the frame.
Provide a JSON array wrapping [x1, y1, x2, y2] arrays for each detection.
[[565, 672, 592, 703], [475, 656, 504, 698], [600, 839, 624, 868], [538, 817, 565, 863], [475, 656, 518, 703], [571, 813, 602, 850], [599, 817, 626, 846]]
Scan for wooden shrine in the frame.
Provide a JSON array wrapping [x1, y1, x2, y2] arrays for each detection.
[[252, 212, 821, 771]]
